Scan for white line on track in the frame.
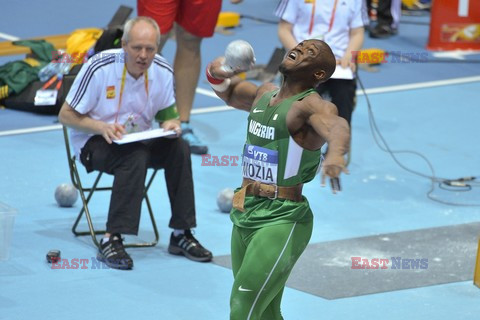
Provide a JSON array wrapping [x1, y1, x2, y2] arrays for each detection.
[[357, 75, 480, 95], [0, 124, 62, 137], [1, 75, 479, 137], [0, 32, 20, 41]]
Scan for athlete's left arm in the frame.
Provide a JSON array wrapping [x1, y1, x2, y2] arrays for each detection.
[[306, 97, 350, 188]]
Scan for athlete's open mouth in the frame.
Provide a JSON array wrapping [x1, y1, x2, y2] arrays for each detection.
[[288, 51, 297, 60]]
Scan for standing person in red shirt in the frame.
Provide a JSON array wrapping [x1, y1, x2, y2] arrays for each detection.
[[138, 0, 243, 155]]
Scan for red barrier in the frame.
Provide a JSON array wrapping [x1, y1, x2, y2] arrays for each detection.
[[427, 0, 480, 51]]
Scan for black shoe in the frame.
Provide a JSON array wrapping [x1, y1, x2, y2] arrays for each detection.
[[369, 24, 397, 39], [97, 234, 134, 270], [168, 230, 213, 262]]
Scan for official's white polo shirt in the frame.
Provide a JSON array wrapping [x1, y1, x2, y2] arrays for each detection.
[[276, 0, 365, 58], [66, 48, 175, 156]]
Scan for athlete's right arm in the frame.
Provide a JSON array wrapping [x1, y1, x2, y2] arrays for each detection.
[[58, 103, 125, 144], [207, 57, 272, 112]]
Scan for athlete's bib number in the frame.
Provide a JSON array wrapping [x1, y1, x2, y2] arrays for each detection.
[[242, 144, 278, 184]]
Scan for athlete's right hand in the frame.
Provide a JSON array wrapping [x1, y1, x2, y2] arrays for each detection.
[[100, 122, 126, 144], [208, 57, 238, 80]]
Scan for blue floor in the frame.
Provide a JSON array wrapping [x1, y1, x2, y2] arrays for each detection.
[[1, 1, 480, 319]]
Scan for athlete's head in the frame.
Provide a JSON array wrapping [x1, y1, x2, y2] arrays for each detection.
[[122, 17, 161, 79], [279, 39, 336, 87]]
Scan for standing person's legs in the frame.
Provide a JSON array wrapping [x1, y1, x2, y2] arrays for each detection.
[[390, 0, 402, 29], [172, 0, 222, 155], [140, 1, 204, 126], [327, 79, 356, 126], [376, 0, 393, 28], [80, 136, 149, 235], [173, 25, 202, 125], [230, 221, 313, 320], [316, 79, 354, 164], [171, 25, 207, 154], [316, 78, 355, 125], [370, 0, 398, 38], [173, 0, 221, 123], [138, 0, 221, 155]]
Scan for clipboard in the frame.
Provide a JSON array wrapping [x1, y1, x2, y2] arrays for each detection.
[[114, 128, 176, 144], [331, 66, 354, 80]]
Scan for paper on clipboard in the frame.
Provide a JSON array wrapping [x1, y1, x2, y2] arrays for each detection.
[[331, 65, 354, 80], [114, 128, 177, 144]]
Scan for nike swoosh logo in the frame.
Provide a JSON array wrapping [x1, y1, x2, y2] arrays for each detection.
[[238, 285, 253, 292], [252, 108, 264, 113]]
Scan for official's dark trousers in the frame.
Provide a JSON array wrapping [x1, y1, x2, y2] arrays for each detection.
[[367, 0, 399, 28], [375, 0, 394, 28], [316, 78, 356, 126], [80, 136, 196, 235]]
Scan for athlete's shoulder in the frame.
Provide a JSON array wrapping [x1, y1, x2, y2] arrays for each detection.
[[251, 83, 278, 107], [299, 92, 338, 116], [256, 82, 278, 98]]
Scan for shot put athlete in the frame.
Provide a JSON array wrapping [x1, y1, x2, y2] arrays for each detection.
[[206, 39, 350, 319]]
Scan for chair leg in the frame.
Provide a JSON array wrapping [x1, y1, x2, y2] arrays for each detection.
[[145, 170, 160, 244], [71, 161, 104, 249], [71, 166, 160, 249]]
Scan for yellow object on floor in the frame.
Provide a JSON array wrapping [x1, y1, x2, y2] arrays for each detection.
[[356, 48, 387, 65], [65, 28, 103, 64], [217, 12, 241, 28], [402, 0, 416, 7]]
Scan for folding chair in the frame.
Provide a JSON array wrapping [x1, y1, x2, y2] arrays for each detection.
[[62, 126, 159, 249]]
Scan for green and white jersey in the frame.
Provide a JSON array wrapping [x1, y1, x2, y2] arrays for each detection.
[[242, 88, 321, 186], [232, 88, 321, 228]]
